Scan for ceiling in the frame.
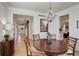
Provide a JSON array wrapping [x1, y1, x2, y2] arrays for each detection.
[[14, 15, 28, 25], [13, 14, 32, 25], [6, 2, 79, 13]]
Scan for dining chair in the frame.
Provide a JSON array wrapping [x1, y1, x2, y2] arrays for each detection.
[[66, 37, 78, 56], [33, 34, 40, 45], [24, 38, 29, 56], [60, 37, 78, 56], [24, 36, 45, 56]]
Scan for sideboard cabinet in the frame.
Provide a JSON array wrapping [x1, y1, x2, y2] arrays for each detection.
[[0, 39, 14, 56]]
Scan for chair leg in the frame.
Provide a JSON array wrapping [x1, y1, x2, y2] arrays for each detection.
[[66, 53, 73, 55]]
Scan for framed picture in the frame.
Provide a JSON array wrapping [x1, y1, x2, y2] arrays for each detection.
[[40, 19, 47, 32], [77, 20, 79, 28]]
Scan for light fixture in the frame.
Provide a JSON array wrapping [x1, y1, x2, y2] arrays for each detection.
[[47, 1, 56, 45], [47, 2, 56, 22], [38, 2, 56, 44]]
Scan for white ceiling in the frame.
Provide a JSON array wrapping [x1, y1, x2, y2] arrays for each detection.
[[13, 14, 31, 25], [6, 2, 79, 13]]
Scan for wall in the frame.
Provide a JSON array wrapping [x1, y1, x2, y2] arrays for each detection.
[[49, 15, 59, 39], [69, 5, 79, 51], [7, 7, 47, 39], [29, 17, 34, 39], [51, 4, 79, 51], [69, 7, 79, 38], [7, 5, 79, 36], [0, 20, 3, 41], [7, 4, 79, 51], [0, 3, 8, 41]]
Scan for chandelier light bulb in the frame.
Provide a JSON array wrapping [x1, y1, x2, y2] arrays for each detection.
[[47, 2, 56, 22]]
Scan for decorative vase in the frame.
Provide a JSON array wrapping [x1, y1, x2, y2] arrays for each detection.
[[47, 33, 51, 45]]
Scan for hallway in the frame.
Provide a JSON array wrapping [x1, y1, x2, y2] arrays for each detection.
[[14, 38, 27, 56]]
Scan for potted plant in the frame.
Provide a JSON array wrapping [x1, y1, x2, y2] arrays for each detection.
[[4, 34, 9, 41]]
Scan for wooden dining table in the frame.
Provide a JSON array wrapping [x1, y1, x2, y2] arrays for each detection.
[[33, 38, 68, 56]]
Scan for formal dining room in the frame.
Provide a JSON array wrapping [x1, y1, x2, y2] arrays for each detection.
[[0, 1, 79, 56]]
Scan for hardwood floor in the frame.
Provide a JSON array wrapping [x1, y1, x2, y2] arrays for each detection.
[[75, 51, 79, 56], [13, 38, 79, 56], [14, 39, 27, 56]]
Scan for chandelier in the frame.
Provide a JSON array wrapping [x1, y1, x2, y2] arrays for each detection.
[[47, 2, 56, 22], [39, 2, 56, 22]]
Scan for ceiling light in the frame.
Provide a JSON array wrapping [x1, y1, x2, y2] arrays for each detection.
[[47, 2, 56, 22]]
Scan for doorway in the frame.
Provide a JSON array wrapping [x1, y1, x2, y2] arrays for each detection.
[[13, 14, 30, 43], [13, 14, 34, 55], [59, 14, 69, 38], [13, 14, 30, 55]]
